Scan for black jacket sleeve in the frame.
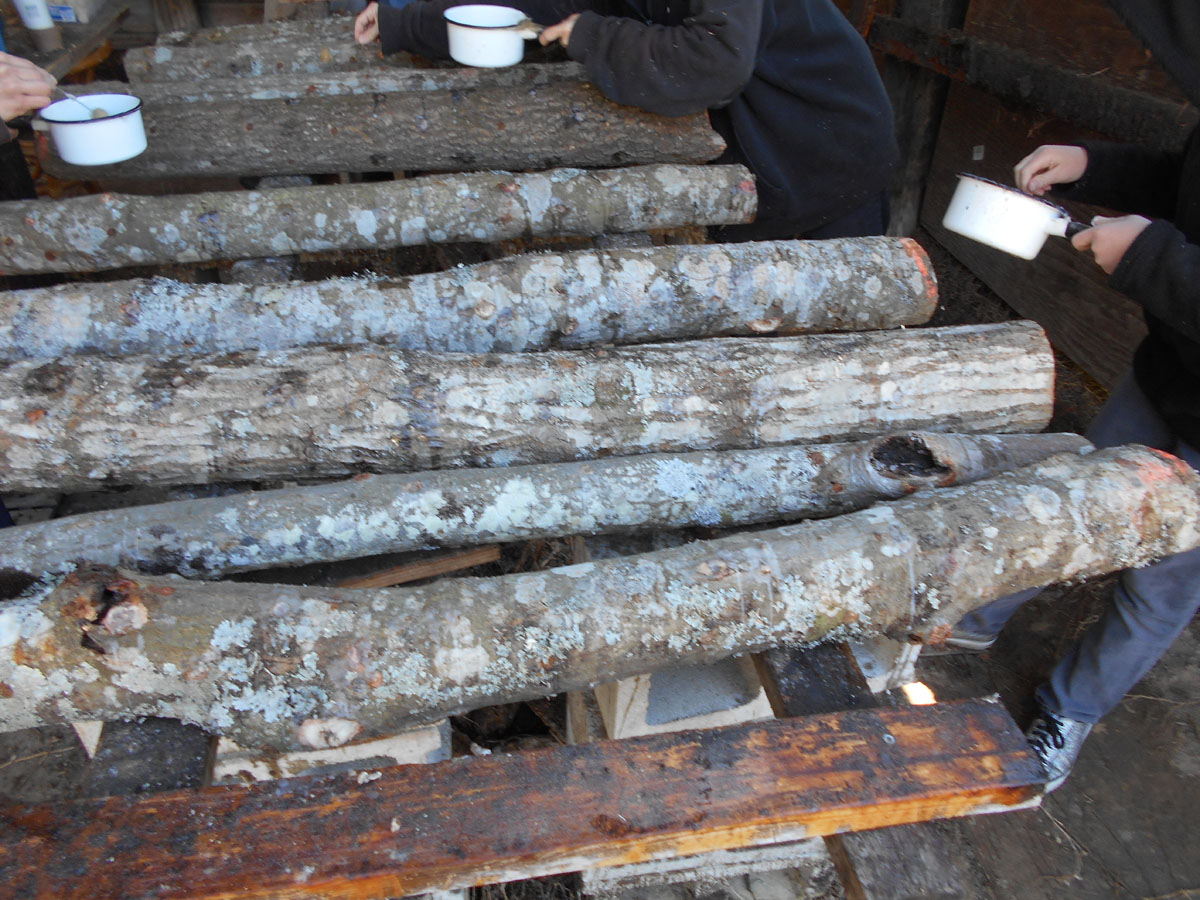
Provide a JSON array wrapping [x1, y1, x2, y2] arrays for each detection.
[[1111, 218, 1200, 344], [1060, 140, 1183, 219], [377, 0, 760, 118], [564, 0, 760, 116]]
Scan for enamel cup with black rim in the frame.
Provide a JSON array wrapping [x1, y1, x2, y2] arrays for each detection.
[[39, 93, 147, 167], [444, 5, 543, 68]]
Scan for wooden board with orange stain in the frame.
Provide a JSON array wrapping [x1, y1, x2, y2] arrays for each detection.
[[0, 698, 1041, 900]]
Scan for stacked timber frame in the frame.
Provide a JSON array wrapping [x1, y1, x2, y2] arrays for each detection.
[[4, 10, 1200, 900]]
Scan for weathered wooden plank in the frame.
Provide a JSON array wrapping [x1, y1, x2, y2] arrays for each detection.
[[758, 599, 998, 900], [37, 82, 726, 180], [81, 61, 586, 104], [0, 236, 931, 356], [0, 164, 754, 277], [920, 82, 1145, 388], [868, 15, 1197, 152], [0, 432, 1088, 581], [0, 323, 1054, 492], [963, 0, 1184, 101], [2, 445, 1196, 748], [0, 699, 1042, 900], [151, 0, 201, 34]]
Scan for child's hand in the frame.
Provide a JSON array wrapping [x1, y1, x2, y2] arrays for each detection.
[[539, 13, 579, 48], [1014, 145, 1088, 195], [0, 52, 55, 122], [354, 2, 380, 44], [1071, 215, 1151, 274]]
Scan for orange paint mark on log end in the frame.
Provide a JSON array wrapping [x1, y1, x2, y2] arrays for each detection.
[[899, 237, 939, 306]]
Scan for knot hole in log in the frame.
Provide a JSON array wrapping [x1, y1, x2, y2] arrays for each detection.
[[871, 435, 951, 481]]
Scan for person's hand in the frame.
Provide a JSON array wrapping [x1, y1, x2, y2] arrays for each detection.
[[1071, 214, 1152, 274], [1014, 145, 1088, 195], [354, 2, 380, 44], [539, 13, 579, 48], [0, 52, 55, 122]]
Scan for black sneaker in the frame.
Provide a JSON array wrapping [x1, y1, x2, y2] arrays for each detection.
[[1026, 705, 1093, 793]]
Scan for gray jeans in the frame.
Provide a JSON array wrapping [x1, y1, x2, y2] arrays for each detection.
[[957, 372, 1200, 722]]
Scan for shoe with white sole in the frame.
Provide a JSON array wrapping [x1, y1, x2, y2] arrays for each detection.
[[922, 627, 999, 655], [1026, 704, 1093, 793]]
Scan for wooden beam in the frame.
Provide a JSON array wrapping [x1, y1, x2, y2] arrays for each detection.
[[335, 545, 501, 589], [37, 82, 725, 180], [868, 15, 1197, 152], [0, 699, 1043, 900]]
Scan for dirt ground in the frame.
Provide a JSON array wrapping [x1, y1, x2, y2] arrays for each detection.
[[2, 229, 1196, 900]]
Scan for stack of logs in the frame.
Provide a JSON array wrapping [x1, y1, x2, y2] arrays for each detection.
[[3, 14, 1200, 900]]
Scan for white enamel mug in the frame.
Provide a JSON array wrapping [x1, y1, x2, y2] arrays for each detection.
[[38, 93, 147, 167], [444, 5, 543, 68]]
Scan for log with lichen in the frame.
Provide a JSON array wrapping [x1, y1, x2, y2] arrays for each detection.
[[123, 17, 413, 81], [2, 445, 1196, 751], [38, 82, 726, 181], [0, 237, 932, 360], [86, 62, 588, 104], [0, 432, 1090, 581], [0, 322, 1054, 493], [0, 164, 755, 276]]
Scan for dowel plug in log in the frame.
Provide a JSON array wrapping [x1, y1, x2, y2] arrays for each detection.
[[1, 445, 1197, 751]]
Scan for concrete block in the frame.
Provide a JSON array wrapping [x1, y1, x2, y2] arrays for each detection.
[[211, 719, 451, 784], [848, 635, 921, 693], [594, 655, 775, 740]]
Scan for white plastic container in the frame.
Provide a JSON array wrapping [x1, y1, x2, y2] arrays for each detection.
[[942, 173, 1086, 260], [39, 94, 147, 167], [444, 5, 542, 68], [13, 0, 62, 51]]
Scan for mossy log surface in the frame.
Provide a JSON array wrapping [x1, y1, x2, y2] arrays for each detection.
[[37, 82, 726, 180], [0, 164, 755, 276], [0, 322, 1054, 492], [1, 445, 1195, 750], [0, 237, 931, 359], [0, 432, 1089, 580]]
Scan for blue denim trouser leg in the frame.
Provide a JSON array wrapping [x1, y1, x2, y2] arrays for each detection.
[[958, 372, 1200, 722]]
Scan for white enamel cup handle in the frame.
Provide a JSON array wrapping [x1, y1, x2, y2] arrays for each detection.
[[512, 18, 543, 38]]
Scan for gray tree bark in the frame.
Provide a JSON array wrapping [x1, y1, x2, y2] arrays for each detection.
[[0, 432, 1090, 580], [0, 322, 1055, 492], [2, 445, 1195, 750], [83, 63, 587, 104], [0, 237, 931, 359], [39, 83, 726, 180], [123, 22, 415, 81], [0, 164, 754, 276]]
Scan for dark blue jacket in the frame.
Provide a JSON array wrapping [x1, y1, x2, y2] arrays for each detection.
[[377, 0, 898, 232]]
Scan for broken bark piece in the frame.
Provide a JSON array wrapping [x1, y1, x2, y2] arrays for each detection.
[[0, 323, 1054, 492], [0, 164, 755, 276], [38, 82, 726, 180], [0, 699, 1040, 900], [1, 445, 1195, 749], [0, 237, 932, 357], [0, 432, 1088, 581]]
